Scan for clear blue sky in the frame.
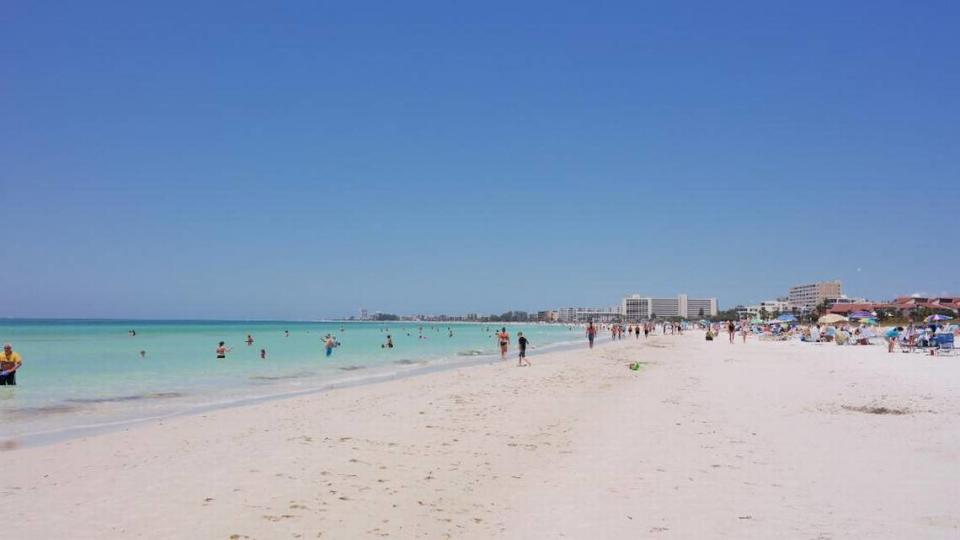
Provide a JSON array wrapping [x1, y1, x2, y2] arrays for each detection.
[[2, 1, 958, 319]]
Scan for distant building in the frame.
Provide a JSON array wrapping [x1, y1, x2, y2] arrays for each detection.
[[537, 310, 559, 322], [737, 299, 790, 319], [789, 281, 842, 311], [824, 295, 866, 308], [622, 294, 717, 321], [828, 295, 960, 317], [557, 307, 622, 323], [359, 309, 369, 321]]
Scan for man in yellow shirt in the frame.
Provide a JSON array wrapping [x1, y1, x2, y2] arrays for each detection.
[[0, 343, 22, 386]]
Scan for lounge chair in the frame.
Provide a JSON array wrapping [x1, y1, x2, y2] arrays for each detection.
[[935, 334, 956, 356]]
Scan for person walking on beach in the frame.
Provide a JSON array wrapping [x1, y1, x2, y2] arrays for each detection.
[[0, 343, 23, 385], [741, 322, 749, 343], [216, 341, 231, 359], [586, 322, 597, 349], [727, 321, 736, 343], [885, 326, 903, 353], [498, 328, 510, 359], [517, 332, 531, 367]]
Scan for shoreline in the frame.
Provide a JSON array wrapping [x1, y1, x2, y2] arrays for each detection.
[[6, 333, 959, 538], [2, 333, 593, 449]]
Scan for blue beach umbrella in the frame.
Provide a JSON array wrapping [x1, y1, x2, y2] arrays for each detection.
[[925, 314, 954, 322], [775, 314, 797, 323]]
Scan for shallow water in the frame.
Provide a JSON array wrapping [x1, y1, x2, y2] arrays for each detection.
[[0, 320, 582, 445]]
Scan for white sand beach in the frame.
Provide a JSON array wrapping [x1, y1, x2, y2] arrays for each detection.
[[4, 333, 959, 539]]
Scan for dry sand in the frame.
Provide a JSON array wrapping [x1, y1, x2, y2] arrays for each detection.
[[3, 332, 959, 539]]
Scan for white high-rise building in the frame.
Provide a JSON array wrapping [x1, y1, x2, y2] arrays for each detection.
[[622, 294, 717, 321]]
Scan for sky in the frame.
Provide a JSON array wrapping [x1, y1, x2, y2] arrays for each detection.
[[1, 1, 958, 319]]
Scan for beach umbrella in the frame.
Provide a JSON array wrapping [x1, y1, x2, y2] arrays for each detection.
[[925, 314, 954, 322], [776, 314, 797, 323], [848, 311, 875, 320], [818, 314, 848, 325]]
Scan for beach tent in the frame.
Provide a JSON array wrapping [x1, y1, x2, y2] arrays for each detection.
[[818, 314, 849, 325]]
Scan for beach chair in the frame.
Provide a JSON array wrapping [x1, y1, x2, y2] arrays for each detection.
[[935, 334, 955, 356]]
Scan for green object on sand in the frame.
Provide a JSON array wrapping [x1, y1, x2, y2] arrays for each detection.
[[629, 362, 640, 371]]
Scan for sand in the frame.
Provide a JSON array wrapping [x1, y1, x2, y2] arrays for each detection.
[[3, 332, 959, 539]]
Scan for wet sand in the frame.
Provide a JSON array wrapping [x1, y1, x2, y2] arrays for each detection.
[[3, 333, 959, 538]]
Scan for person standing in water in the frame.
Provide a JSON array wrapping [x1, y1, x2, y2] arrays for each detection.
[[517, 332, 531, 367], [324, 335, 336, 357], [260, 348, 267, 359], [497, 327, 510, 359], [0, 343, 23, 385], [383, 335, 394, 348], [216, 341, 230, 359], [586, 322, 597, 349], [246, 334, 254, 345]]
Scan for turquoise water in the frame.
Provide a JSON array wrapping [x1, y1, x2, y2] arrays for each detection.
[[0, 320, 582, 445]]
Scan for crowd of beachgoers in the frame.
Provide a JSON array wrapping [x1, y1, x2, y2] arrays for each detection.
[[578, 313, 958, 357], [688, 314, 958, 355]]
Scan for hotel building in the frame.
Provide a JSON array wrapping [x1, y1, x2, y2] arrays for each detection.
[[622, 294, 718, 321], [789, 281, 842, 311]]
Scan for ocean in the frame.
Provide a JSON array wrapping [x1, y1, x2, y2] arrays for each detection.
[[0, 320, 583, 446]]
